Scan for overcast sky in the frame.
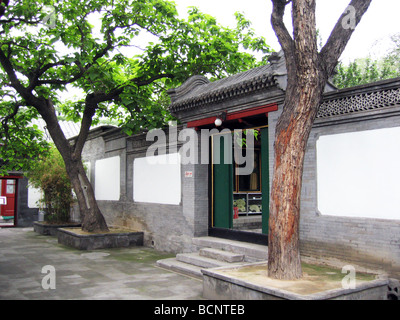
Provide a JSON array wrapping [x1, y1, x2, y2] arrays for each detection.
[[173, 0, 400, 63]]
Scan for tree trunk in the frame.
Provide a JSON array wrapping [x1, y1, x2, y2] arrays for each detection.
[[268, 0, 372, 280], [268, 78, 325, 279], [65, 159, 109, 232], [34, 99, 109, 233], [268, 45, 327, 279]]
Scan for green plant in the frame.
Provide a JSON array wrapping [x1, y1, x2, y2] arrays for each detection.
[[233, 198, 246, 212], [26, 145, 73, 223], [234, 129, 260, 147]]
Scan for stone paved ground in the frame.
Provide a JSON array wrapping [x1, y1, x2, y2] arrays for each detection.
[[0, 227, 203, 300]]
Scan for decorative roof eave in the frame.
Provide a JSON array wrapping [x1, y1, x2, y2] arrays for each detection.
[[168, 51, 287, 115], [169, 74, 279, 114]]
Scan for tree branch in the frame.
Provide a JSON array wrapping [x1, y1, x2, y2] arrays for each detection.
[[33, 37, 115, 88], [1, 102, 22, 143], [271, 0, 294, 57], [133, 73, 175, 87], [320, 0, 373, 75], [28, 61, 69, 90], [72, 98, 96, 159], [0, 47, 71, 160], [90, 73, 175, 105], [72, 72, 175, 157], [0, 47, 27, 95]]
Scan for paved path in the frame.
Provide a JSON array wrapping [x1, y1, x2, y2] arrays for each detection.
[[0, 227, 203, 300]]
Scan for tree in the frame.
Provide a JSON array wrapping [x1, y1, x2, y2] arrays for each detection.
[[0, 0, 270, 232], [334, 34, 400, 88], [268, 0, 372, 280]]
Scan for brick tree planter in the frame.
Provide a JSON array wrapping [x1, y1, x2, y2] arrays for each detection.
[[57, 227, 144, 250], [33, 221, 81, 236], [202, 262, 389, 300]]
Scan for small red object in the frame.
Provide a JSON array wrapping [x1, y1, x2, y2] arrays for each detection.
[[233, 207, 239, 219]]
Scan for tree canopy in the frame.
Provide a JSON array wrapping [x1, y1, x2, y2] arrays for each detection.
[[0, 0, 270, 173], [0, 0, 271, 231]]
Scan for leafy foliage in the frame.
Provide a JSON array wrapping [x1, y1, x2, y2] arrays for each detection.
[[0, 0, 271, 230], [333, 33, 400, 88], [26, 146, 73, 223], [0, 0, 271, 137], [0, 105, 50, 175]]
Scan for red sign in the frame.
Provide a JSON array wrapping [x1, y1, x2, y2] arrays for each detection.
[[185, 171, 193, 178]]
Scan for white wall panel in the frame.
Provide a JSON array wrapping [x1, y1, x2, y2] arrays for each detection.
[[134, 153, 181, 205], [317, 127, 400, 220], [95, 156, 120, 201]]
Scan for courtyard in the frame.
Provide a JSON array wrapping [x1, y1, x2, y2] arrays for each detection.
[[0, 227, 203, 300]]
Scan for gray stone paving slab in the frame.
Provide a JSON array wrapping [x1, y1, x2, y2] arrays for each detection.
[[0, 227, 203, 300]]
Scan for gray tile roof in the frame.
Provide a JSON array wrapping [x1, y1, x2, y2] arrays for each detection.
[[168, 51, 287, 113], [31, 119, 81, 141]]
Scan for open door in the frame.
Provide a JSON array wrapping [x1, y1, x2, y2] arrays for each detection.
[[210, 127, 269, 244]]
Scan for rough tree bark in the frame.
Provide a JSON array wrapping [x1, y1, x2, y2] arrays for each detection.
[[268, 0, 372, 279], [37, 94, 114, 232], [28, 95, 109, 232]]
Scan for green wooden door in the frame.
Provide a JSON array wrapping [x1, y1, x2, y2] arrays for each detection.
[[212, 134, 233, 229], [261, 127, 270, 234]]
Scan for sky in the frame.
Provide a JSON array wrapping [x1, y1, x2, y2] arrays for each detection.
[[172, 0, 400, 63]]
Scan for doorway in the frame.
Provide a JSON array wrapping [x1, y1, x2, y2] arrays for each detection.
[[0, 177, 18, 227], [211, 126, 269, 244]]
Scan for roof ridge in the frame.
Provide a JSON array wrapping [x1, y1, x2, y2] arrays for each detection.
[[169, 64, 281, 112]]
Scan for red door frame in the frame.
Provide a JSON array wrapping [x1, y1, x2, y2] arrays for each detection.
[[0, 176, 21, 228]]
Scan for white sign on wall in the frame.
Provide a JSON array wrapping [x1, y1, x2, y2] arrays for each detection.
[[317, 127, 400, 220], [134, 153, 181, 205]]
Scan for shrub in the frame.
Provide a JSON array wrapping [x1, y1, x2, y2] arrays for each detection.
[[26, 145, 73, 223]]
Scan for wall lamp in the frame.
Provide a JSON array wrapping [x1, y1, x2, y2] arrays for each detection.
[[214, 111, 227, 127]]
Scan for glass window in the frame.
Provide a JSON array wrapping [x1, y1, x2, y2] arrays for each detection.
[[6, 180, 15, 194]]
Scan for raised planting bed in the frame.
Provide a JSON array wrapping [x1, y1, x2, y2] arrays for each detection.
[[57, 227, 144, 250], [202, 262, 389, 300], [33, 221, 81, 236]]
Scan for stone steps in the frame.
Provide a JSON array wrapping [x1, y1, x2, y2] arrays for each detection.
[[193, 237, 268, 262], [156, 236, 268, 279], [155, 258, 204, 279], [199, 247, 244, 263]]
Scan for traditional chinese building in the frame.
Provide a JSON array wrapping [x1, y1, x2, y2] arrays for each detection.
[[70, 52, 400, 277]]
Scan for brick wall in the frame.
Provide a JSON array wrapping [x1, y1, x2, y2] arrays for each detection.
[[81, 126, 208, 253], [299, 105, 400, 277]]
